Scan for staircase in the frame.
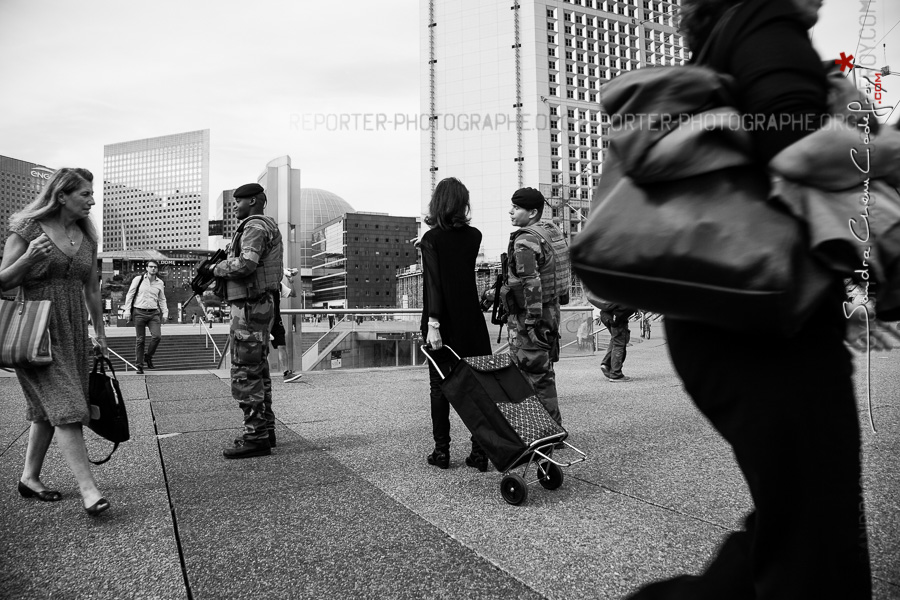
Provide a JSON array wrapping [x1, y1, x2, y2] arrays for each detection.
[[105, 333, 230, 372]]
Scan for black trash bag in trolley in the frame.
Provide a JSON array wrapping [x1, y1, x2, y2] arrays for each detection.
[[423, 345, 567, 473]]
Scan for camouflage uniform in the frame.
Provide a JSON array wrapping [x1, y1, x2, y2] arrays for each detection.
[[505, 225, 564, 425], [214, 215, 284, 442]]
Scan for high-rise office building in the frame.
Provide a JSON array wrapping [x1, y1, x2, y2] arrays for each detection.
[[103, 129, 210, 251], [0, 156, 55, 248], [420, 0, 686, 261]]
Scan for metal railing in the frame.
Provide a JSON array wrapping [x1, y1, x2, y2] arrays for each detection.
[[274, 306, 603, 372], [197, 316, 223, 360]]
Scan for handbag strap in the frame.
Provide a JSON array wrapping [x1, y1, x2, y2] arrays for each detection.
[[89, 442, 119, 466], [692, 3, 744, 66], [129, 274, 145, 314], [91, 354, 119, 378]]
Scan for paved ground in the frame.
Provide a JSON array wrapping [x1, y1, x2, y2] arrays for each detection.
[[1, 323, 898, 599]]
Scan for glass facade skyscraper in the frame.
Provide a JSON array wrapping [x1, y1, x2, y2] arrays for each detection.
[[103, 129, 210, 251], [0, 156, 55, 249]]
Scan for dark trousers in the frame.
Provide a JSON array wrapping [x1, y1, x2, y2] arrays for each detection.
[[427, 360, 481, 454], [600, 315, 630, 378], [134, 308, 161, 365], [428, 361, 451, 450], [629, 295, 870, 600], [230, 295, 276, 442]]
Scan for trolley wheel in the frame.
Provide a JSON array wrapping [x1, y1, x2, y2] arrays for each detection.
[[538, 462, 564, 490], [500, 474, 529, 505]]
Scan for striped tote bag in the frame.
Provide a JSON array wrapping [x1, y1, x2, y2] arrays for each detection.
[[0, 294, 52, 368]]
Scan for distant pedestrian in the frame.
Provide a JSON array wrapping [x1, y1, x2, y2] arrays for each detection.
[[502, 187, 570, 426], [197, 182, 283, 459], [191, 313, 197, 327], [589, 294, 635, 382], [274, 267, 301, 383], [328, 312, 336, 328], [124, 260, 167, 374], [420, 177, 492, 471]]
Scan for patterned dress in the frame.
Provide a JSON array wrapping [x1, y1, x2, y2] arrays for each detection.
[[11, 219, 94, 426]]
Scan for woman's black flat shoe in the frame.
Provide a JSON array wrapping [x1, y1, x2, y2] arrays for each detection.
[[17, 481, 62, 502], [84, 497, 110, 516]]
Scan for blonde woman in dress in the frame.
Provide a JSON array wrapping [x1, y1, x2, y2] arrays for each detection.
[[0, 167, 110, 516]]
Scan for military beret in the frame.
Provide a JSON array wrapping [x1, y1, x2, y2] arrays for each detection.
[[233, 183, 265, 198], [511, 187, 546, 211]]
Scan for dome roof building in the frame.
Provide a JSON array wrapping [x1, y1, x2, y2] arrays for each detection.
[[256, 156, 355, 272], [297, 188, 355, 268]]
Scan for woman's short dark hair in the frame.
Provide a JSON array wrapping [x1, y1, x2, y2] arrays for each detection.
[[425, 177, 471, 230], [678, 0, 743, 54]]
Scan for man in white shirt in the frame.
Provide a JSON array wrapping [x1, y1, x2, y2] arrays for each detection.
[[124, 260, 168, 374]]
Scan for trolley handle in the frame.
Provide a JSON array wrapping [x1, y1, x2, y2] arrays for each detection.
[[420, 344, 461, 380]]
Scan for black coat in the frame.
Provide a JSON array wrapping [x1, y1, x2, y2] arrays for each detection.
[[419, 225, 492, 358]]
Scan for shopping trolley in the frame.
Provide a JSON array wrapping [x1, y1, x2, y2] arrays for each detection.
[[421, 345, 586, 505]]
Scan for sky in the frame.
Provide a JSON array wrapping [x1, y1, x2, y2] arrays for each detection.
[[1, 0, 898, 249]]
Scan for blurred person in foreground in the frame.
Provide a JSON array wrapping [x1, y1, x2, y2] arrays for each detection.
[[627, 0, 900, 598], [198, 183, 283, 459], [0, 168, 110, 516], [420, 177, 492, 470]]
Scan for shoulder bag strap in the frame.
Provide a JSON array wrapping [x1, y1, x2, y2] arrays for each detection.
[[129, 274, 145, 314], [692, 3, 744, 66]]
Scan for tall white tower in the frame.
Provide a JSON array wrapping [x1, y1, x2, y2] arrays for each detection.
[[420, 0, 686, 261]]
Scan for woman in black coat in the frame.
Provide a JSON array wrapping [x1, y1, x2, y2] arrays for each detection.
[[420, 177, 492, 470]]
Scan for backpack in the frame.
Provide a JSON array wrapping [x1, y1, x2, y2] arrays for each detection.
[[515, 222, 571, 305]]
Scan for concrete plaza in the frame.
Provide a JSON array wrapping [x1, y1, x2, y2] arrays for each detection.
[[1, 324, 898, 599]]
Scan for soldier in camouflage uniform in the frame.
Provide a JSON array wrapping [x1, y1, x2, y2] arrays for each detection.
[[502, 187, 567, 426], [199, 183, 284, 459]]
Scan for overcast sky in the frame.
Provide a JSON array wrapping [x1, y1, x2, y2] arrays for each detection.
[[1, 0, 898, 246]]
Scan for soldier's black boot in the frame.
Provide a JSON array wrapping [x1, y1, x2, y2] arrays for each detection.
[[224, 438, 271, 459]]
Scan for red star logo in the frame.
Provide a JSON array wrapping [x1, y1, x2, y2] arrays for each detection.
[[835, 52, 855, 72]]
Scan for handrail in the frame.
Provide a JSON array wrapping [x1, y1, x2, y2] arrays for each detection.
[[91, 336, 139, 371], [279, 306, 599, 316], [198, 317, 223, 359]]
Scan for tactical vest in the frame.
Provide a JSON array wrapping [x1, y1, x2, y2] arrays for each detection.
[[223, 215, 284, 301], [513, 222, 571, 305]]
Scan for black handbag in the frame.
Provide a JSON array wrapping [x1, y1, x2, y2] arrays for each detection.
[[87, 355, 130, 465], [570, 63, 835, 337]]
